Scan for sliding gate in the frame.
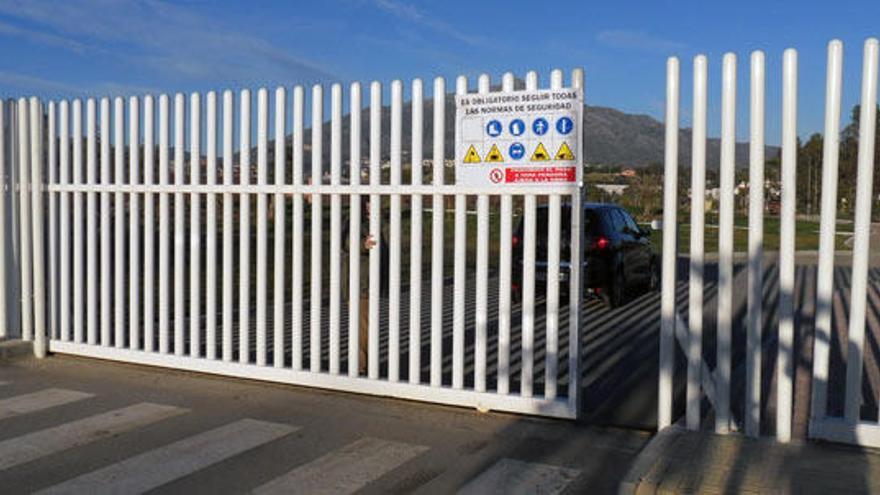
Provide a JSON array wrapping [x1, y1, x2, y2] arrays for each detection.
[[658, 38, 880, 446], [8, 68, 585, 419]]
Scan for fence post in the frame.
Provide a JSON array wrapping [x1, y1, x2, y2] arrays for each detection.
[[777, 48, 799, 443], [810, 39, 844, 429], [30, 98, 46, 358], [658, 57, 679, 430], [18, 98, 32, 344], [0, 101, 6, 340], [746, 50, 766, 438]]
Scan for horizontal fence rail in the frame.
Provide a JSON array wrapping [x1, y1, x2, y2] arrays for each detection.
[[7, 69, 585, 420], [660, 37, 880, 447]]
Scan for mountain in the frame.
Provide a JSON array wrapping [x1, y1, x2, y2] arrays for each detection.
[[251, 85, 779, 173]]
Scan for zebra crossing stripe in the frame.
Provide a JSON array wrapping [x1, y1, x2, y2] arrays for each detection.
[[457, 458, 580, 495], [38, 418, 296, 494], [0, 389, 93, 420], [253, 437, 428, 495], [0, 403, 185, 471]]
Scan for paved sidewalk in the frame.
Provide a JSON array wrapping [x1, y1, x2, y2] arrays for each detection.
[[621, 426, 880, 494]]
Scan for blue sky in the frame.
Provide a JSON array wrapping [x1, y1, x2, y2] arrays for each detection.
[[0, 0, 879, 144]]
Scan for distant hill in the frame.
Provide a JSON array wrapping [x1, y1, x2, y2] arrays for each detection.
[[250, 85, 779, 173]]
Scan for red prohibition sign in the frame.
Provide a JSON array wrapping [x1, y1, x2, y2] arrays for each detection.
[[489, 168, 504, 183]]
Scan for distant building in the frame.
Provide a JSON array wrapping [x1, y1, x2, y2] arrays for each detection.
[[595, 184, 629, 195], [619, 168, 637, 178]]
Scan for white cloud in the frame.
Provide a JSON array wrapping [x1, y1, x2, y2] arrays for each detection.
[[0, 0, 336, 85], [371, 0, 490, 48], [596, 29, 686, 53]]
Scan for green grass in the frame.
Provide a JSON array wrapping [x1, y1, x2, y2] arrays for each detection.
[[648, 214, 854, 253]]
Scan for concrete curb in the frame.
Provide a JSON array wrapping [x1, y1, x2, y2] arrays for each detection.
[[0, 339, 33, 362], [618, 426, 680, 495]]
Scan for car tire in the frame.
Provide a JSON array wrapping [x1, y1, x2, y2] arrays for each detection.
[[603, 268, 626, 309]]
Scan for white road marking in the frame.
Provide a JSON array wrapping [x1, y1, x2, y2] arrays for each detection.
[[39, 418, 296, 494], [0, 403, 185, 471], [0, 381, 9, 386], [253, 437, 428, 495], [0, 389, 93, 420], [457, 458, 580, 495]]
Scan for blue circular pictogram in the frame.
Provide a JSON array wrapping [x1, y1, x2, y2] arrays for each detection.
[[556, 116, 574, 135], [486, 119, 503, 137], [509, 118, 526, 137], [532, 117, 549, 136], [509, 142, 525, 160]]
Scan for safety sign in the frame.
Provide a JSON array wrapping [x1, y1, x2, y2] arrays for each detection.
[[455, 87, 582, 187]]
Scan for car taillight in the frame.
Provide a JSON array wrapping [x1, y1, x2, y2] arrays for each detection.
[[512, 235, 520, 248], [594, 236, 609, 250]]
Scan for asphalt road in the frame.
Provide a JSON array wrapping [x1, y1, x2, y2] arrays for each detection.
[[0, 355, 648, 494]]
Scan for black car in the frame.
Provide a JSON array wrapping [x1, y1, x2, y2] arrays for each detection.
[[512, 203, 657, 308]]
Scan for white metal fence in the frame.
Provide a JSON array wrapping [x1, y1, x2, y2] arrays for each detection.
[[5, 69, 585, 419], [659, 38, 880, 446]]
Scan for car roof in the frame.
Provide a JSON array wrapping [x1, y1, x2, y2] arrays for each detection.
[[536, 202, 620, 211]]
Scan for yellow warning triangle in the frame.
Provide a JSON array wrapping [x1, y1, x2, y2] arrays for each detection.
[[531, 142, 549, 161], [464, 144, 481, 163], [555, 142, 575, 161], [486, 143, 504, 162]]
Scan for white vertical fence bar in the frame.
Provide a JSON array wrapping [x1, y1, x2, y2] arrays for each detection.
[[777, 48, 798, 442], [222, 90, 234, 362], [746, 50, 766, 438], [348, 82, 362, 377], [409, 78, 423, 385], [47, 102, 55, 341], [256, 88, 268, 367], [30, 98, 46, 358], [144, 95, 155, 353], [452, 75, 467, 391], [389, 79, 402, 382], [114, 98, 125, 348], [205, 92, 217, 360], [475, 74, 490, 394], [158, 95, 170, 354], [844, 38, 879, 424], [497, 72, 515, 396], [17, 99, 30, 342], [658, 57, 679, 430], [430, 76, 445, 388], [59, 101, 70, 343], [238, 89, 251, 363], [687, 55, 707, 431], [100, 99, 111, 347], [0, 102, 5, 339], [522, 70, 538, 398], [71, 99, 82, 344], [568, 67, 585, 413], [189, 93, 201, 358], [86, 99, 97, 346], [716, 53, 736, 434], [129, 97, 141, 351], [291, 86, 304, 371], [329, 83, 342, 375], [545, 69, 563, 400], [310, 84, 324, 374], [811, 40, 844, 422], [18, 98, 31, 342], [273, 87, 286, 368], [174, 93, 185, 355], [368, 81, 381, 380]]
